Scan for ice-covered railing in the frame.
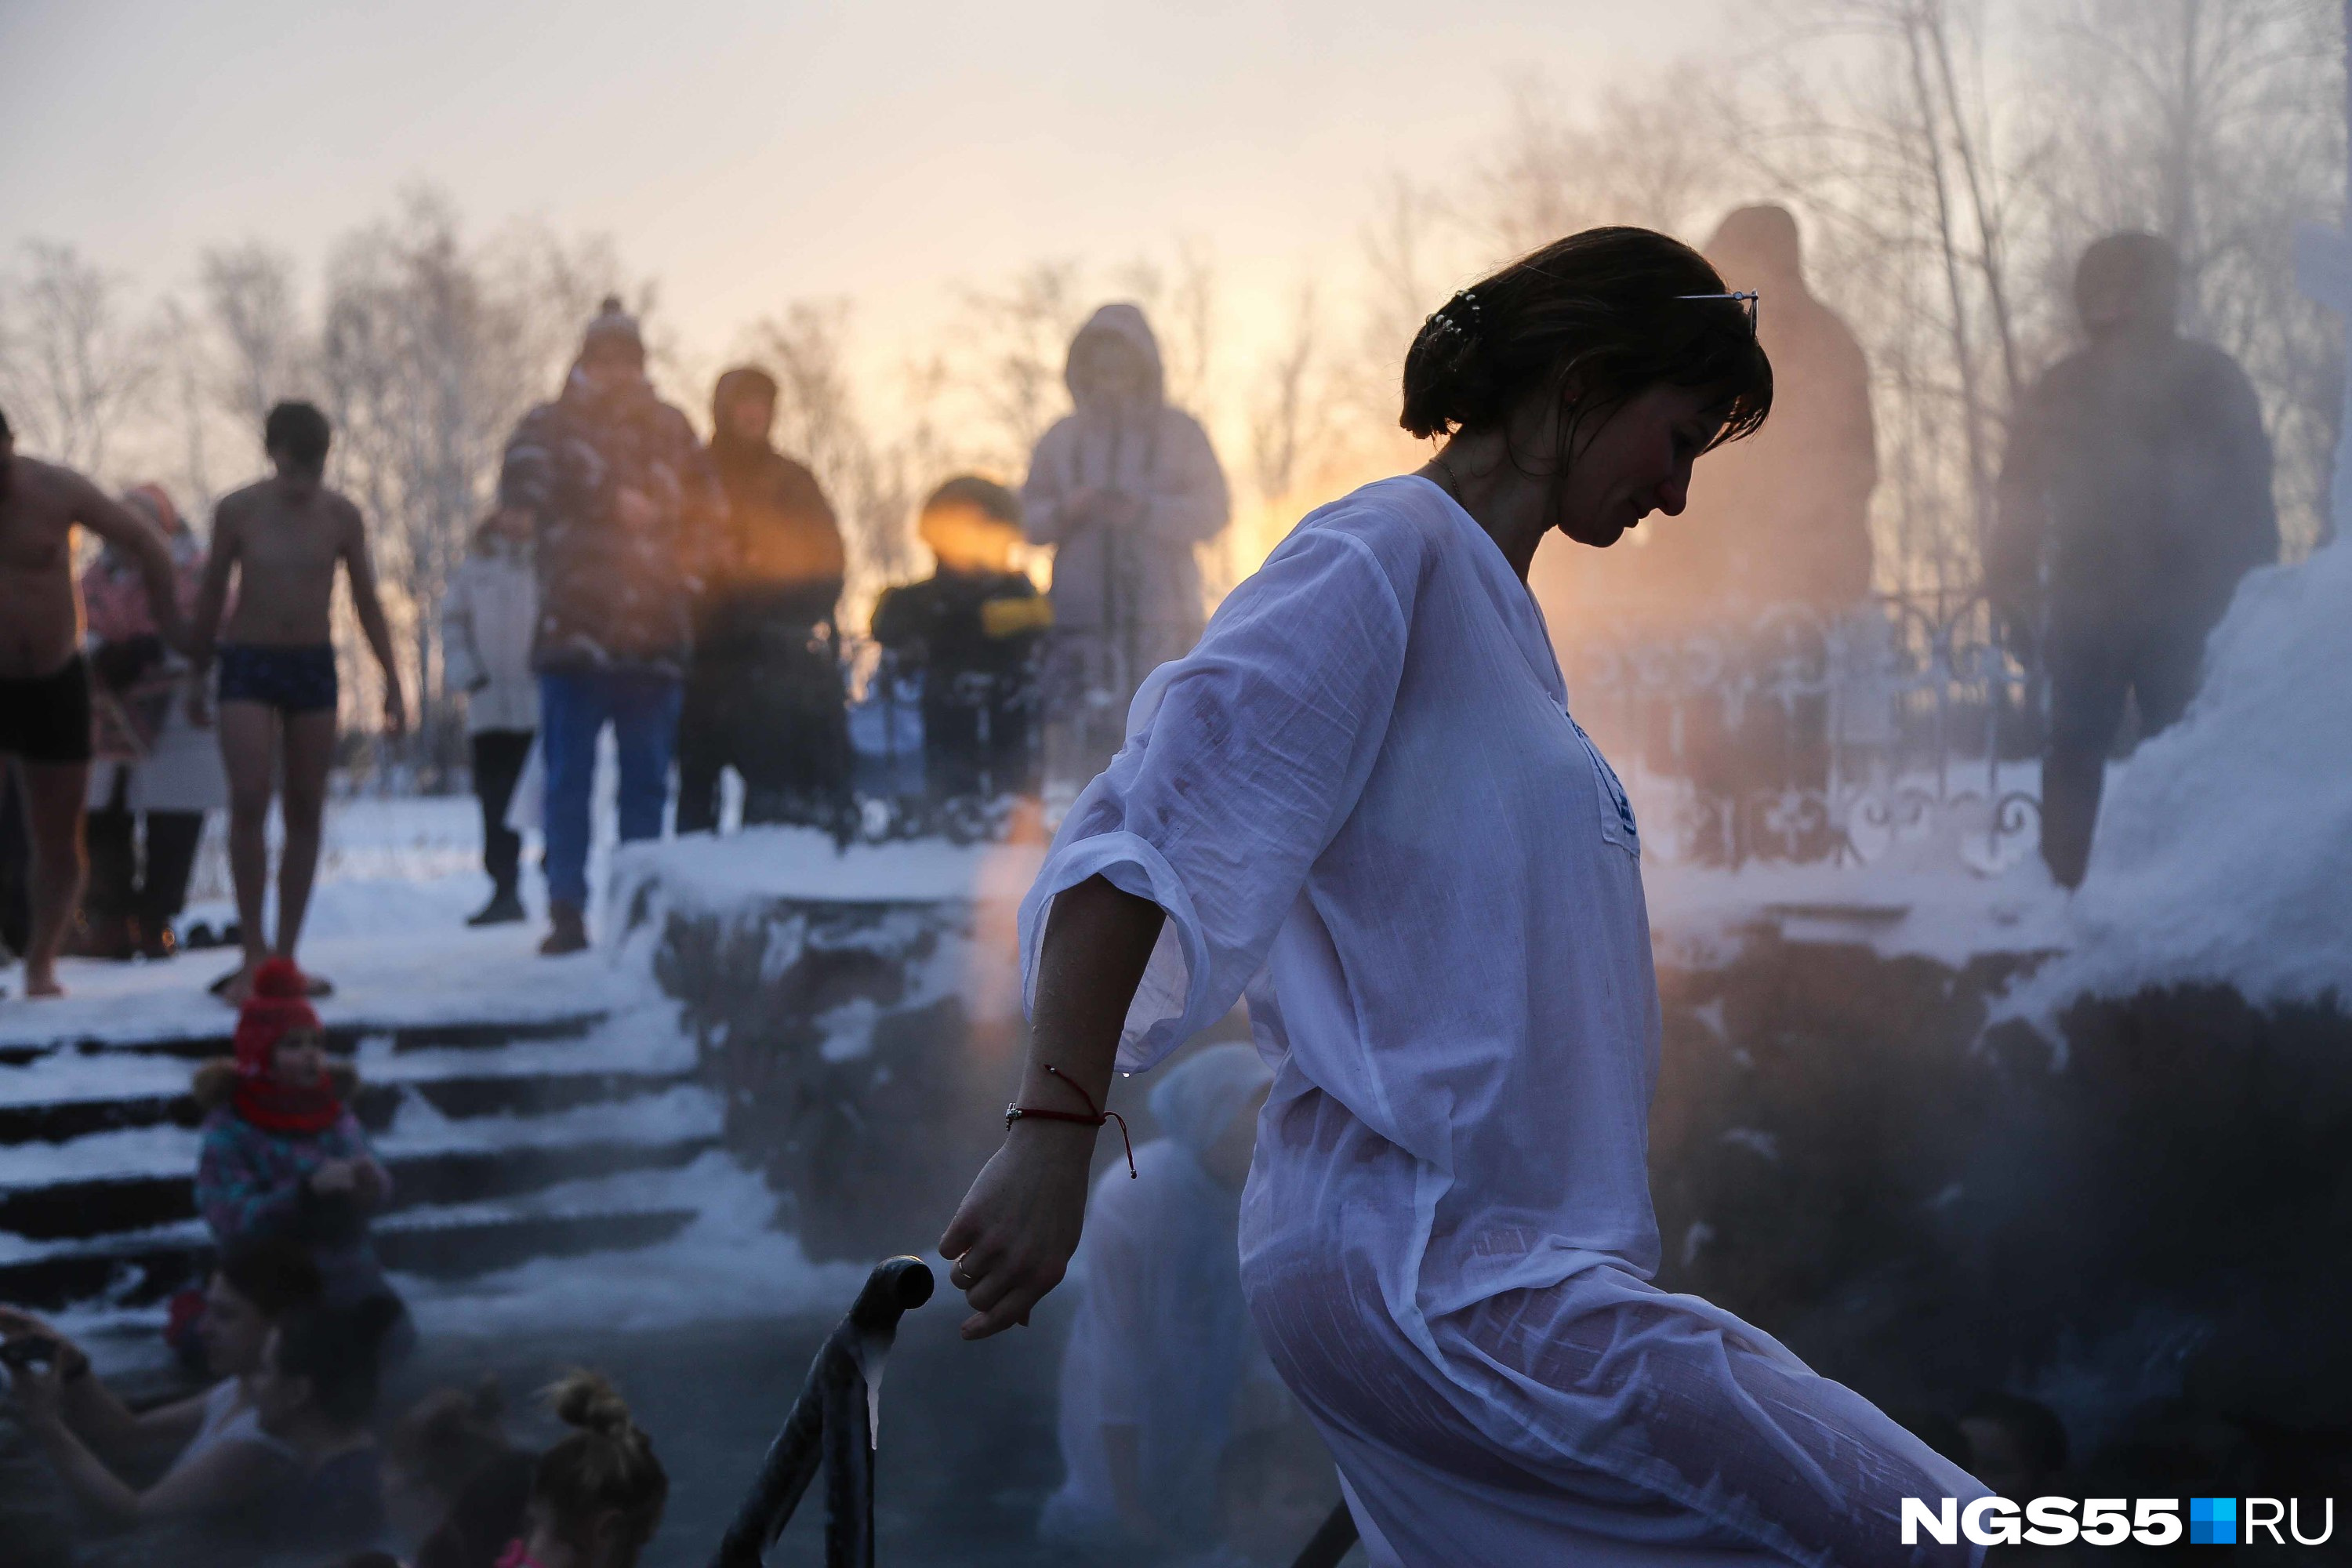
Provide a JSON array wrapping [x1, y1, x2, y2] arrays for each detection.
[[1563, 590, 2045, 873]]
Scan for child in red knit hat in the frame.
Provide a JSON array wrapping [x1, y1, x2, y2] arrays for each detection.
[[194, 957, 397, 1312]]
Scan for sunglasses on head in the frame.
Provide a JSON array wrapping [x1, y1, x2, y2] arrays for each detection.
[[1675, 290, 1761, 333]]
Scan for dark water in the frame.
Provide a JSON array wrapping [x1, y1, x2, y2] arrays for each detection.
[[387, 1301, 1073, 1568]]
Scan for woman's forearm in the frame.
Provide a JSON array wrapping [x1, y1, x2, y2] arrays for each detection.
[[938, 874, 1166, 1338], [33, 1417, 142, 1523], [1016, 874, 1167, 1119]]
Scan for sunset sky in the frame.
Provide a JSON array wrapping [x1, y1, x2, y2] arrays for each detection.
[[3, 0, 1730, 368]]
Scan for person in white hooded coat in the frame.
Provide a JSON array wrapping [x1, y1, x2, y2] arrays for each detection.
[[1041, 1042, 1281, 1555], [943, 230, 1987, 1568], [438, 510, 539, 926], [1022, 302, 1230, 805]]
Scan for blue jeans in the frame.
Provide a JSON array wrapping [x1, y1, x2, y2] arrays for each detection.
[[538, 670, 682, 909]]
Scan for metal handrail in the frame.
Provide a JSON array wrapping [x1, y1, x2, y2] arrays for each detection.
[[1289, 1500, 1361, 1568], [710, 1256, 935, 1568]]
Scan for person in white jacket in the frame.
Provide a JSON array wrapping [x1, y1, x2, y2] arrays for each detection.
[[439, 510, 538, 926], [1022, 303, 1229, 810]]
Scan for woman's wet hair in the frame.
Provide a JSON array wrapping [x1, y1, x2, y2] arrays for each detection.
[[216, 1236, 325, 1320], [388, 1377, 510, 1501], [273, 1293, 404, 1427], [1399, 225, 1773, 466], [534, 1370, 668, 1554]]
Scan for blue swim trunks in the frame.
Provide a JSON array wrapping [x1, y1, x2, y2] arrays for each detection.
[[216, 644, 339, 715]]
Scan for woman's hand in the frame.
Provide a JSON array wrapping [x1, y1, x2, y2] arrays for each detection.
[[938, 1120, 1098, 1340], [6, 1352, 67, 1426], [940, 873, 1164, 1341], [310, 1159, 358, 1196], [0, 1308, 87, 1380], [0, 1305, 59, 1341]]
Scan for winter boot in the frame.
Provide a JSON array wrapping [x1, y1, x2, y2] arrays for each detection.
[[539, 901, 590, 956], [467, 887, 528, 927]]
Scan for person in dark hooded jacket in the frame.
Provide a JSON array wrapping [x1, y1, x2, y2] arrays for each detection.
[[871, 476, 1049, 804], [496, 299, 724, 953], [677, 367, 851, 834], [1991, 233, 2276, 887]]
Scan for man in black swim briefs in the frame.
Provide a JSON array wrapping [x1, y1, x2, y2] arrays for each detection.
[[214, 644, 339, 717], [0, 405, 190, 997], [189, 403, 405, 1004]]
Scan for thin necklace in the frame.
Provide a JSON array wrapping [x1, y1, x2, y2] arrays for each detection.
[[1427, 452, 1460, 503]]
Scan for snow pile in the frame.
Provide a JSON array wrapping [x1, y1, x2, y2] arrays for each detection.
[[1643, 856, 2067, 970], [608, 825, 1042, 920], [2027, 543, 2352, 1011]]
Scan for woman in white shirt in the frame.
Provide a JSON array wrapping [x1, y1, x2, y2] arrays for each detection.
[[941, 227, 1988, 1566], [2, 1238, 314, 1524]]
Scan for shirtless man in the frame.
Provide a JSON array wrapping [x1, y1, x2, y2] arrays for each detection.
[[189, 402, 405, 1003], [0, 405, 190, 997]]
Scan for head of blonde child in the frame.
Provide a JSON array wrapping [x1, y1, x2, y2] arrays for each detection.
[[917, 477, 1024, 575]]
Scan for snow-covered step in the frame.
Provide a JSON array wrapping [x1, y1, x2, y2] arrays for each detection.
[[0, 1080, 719, 1189], [0, 1152, 771, 1314], [0, 989, 728, 1324], [0, 1011, 608, 1069], [0, 1128, 720, 1241]]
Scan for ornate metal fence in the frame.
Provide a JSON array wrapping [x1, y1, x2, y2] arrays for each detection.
[[834, 590, 2043, 872], [1562, 590, 2046, 873]]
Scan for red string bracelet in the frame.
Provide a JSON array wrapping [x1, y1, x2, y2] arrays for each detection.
[[1005, 1064, 1137, 1178]]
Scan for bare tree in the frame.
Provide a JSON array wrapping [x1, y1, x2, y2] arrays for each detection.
[[1249, 284, 1323, 506], [748, 299, 928, 616], [1714, 0, 2056, 596], [1114, 238, 1221, 417], [314, 191, 625, 756], [0, 241, 157, 477], [2045, 0, 2345, 553], [200, 242, 310, 430], [1475, 75, 1740, 259], [949, 261, 1091, 474]]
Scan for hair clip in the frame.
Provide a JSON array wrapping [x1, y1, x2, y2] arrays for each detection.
[[1427, 288, 1483, 342]]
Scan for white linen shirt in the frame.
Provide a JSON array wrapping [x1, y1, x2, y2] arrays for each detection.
[[1021, 474, 1663, 1306], [1018, 476, 1984, 1566]]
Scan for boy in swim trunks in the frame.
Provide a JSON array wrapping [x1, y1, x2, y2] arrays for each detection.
[[189, 402, 405, 1004], [0, 405, 190, 997]]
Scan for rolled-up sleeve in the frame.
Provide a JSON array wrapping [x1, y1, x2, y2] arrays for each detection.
[[1017, 514, 1420, 1070]]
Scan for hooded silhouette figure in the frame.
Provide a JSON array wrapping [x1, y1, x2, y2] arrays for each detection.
[[1992, 231, 2276, 887], [1021, 303, 1230, 800], [1530, 205, 1878, 647]]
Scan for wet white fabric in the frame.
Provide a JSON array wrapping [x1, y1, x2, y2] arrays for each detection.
[[162, 1377, 296, 1480], [1041, 1131, 1278, 1551], [1149, 1042, 1275, 1155], [1018, 477, 1987, 1567]]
